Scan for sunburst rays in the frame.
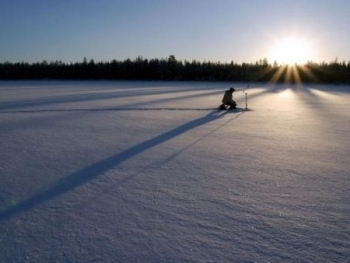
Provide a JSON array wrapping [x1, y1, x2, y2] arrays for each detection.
[[259, 63, 320, 84]]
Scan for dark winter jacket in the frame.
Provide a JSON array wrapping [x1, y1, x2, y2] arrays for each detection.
[[222, 89, 235, 104]]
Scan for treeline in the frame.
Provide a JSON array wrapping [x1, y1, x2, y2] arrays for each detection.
[[1, 55, 350, 83]]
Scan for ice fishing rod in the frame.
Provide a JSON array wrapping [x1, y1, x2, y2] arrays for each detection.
[[242, 84, 249, 111]]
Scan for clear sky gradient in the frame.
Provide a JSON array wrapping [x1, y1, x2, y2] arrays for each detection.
[[1, 0, 349, 64]]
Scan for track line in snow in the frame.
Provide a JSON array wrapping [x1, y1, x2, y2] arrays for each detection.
[[0, 107, 248, 114]]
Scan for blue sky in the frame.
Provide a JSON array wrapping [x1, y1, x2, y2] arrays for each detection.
[[1, 0, 349, 64]]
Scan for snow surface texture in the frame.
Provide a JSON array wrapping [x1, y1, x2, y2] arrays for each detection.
[[0, 81, 349, 262]]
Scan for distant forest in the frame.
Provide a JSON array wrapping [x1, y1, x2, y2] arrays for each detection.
[[1, 55, 350, 83]]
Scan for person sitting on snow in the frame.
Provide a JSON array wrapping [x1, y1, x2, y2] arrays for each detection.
[[219, 87, 237, 110]]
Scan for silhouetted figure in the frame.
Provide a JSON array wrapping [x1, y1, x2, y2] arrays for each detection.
[[219, 87, 237, 110]]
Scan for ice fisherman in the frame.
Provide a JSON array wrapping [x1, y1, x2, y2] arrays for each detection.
[[219, 87, 237, 110]]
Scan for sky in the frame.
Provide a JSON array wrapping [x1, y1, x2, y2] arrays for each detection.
[[1, 0, 350, 64]]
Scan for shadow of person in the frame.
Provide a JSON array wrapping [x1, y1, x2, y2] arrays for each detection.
[[0, 110, 235, 221]]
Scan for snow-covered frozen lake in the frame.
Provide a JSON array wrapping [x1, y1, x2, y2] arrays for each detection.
[[0, 81, 349, 262]]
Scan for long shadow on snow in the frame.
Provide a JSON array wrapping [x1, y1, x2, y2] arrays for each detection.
[[245, 83, 344, 116], [0, 109, 242, 221], [0, 84, 224, 112], [247, 82, 350, 102], [246, 83, 318, 102], [0, 89, 223, 113]]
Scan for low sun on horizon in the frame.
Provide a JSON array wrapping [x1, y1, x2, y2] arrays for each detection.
[[268, 37, 313, 66]]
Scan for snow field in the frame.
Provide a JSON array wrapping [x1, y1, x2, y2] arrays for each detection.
[[0, 81, 349, 262]]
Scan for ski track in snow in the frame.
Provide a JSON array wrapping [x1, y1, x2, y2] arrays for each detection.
[[0, 81, 349, 262]]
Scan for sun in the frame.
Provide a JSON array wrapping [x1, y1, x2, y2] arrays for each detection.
[[268, 37, 312, 65]]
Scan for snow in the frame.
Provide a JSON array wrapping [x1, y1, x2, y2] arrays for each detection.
[[0, 81, 349, 262]]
